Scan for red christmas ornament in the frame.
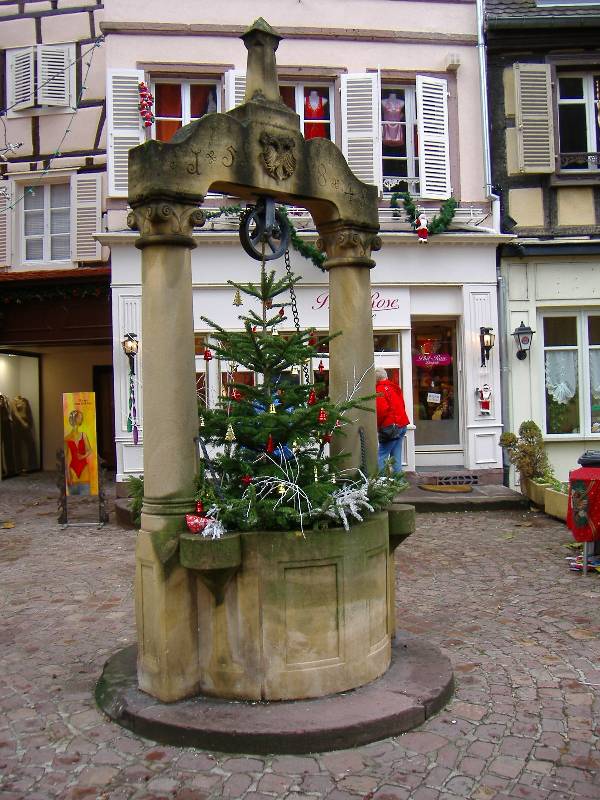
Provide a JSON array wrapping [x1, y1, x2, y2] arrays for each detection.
[[231, 388, 242, 400], [241, 475, 252, 486], [308, 334, 317, 346], [323, 433, 332, 443], [195, 500, 204, 514], [266, 434, 274, 453], [185, 500, 209, 533], [318, 360, 325, 373], [307, 389, 316, 406], [252, 326, 257, 333], [203, 348, 213, 361], [279, 307, 285, 317], [318, 407, 328, 424]]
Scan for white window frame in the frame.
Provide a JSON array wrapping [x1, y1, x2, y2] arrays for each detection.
[[381, 85, 419, 196], [21, 182, 71, 265], [150, 78, 222, 140], [6, 44, 76, 117], [540, 309, 600, 439], [279, 81, 336, 144], [557, 71, 600, 171]]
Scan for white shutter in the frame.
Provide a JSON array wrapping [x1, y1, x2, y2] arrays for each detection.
[[37, 43, 74, 108], [224, 70, 246, 110], [341, 73, 381, 187], [514, 63, 555, 174], [107, 69, 145, 197], [72, 173, 101, 262], [0, 182, 12, 267], [7, 47, 34, 113], [417, 75, 451, 200]]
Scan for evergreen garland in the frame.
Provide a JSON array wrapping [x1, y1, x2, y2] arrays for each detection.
[[390, 191, 457, 236]]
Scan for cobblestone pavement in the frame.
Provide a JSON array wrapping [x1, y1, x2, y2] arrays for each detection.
[[1, 473, 600, 800]]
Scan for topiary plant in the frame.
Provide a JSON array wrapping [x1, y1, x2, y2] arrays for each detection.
[[499, 420, 550, 482]]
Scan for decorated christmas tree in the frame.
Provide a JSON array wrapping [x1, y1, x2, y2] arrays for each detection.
[[193, 260, 405, 536]]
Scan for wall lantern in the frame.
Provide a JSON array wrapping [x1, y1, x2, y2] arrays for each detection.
[[122, 332, 139, 374], [480, 326, 495, 367], [512, 321, 535, 360]]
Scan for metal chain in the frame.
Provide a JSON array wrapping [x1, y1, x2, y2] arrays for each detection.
[[284, 247, 310, 385]]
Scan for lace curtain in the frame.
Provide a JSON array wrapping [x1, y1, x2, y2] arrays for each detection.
[[545, 351, 578, 404], [590, 350, 600, 401]]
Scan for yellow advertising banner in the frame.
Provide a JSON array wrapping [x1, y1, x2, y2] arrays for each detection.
[[62, 392, 99, 497]]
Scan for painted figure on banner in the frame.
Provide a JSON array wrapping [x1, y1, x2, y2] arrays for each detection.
[[63, 392, 99, 496]]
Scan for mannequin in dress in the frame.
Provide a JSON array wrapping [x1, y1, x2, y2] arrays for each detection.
[[11, 395, 37, 471], [381, 92, 405, 147], [304, 89, 328, 139], [0, 394, 16, 478]]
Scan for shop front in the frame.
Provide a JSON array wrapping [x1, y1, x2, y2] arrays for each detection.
[[107, 231, 504, 487]]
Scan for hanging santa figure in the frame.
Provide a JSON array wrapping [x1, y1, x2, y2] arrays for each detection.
[[477, 383, 492, 415], [415, 213, 429, 244]]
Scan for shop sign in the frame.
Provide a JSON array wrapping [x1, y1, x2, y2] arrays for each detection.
[[413, 353, 453, 368], [62, 392, 99, 496]]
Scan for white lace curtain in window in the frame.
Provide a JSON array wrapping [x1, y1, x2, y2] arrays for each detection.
[[590, 350, 600, 400], [545, 350, 578, 404]]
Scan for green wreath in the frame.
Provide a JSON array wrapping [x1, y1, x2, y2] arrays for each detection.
[[390, 191, 457, 236]]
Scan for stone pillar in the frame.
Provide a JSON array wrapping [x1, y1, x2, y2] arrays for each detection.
[[317, 225, 381, 473], [127, 201, 205, 701]]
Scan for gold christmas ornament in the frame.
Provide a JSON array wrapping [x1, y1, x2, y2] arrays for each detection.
[[199, 415, 205, 427], [269, 403, 276, 414], [278, 483, 286, 495], [233, 289, 242, 306], [225, 423, 236, 442]]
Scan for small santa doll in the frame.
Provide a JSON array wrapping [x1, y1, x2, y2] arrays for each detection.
[[415, 213, 429, 243], [478, 384, 492, 415]]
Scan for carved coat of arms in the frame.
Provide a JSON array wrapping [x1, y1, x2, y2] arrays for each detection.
[[259, 131, 296, 181]]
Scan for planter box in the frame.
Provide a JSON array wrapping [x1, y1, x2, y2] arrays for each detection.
[[136, 511, 395, 702], [524, 478, 550, 508], [544, 487, 568, 522]]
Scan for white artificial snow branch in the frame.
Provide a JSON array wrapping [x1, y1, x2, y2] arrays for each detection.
[[321, 476, 375, 531]]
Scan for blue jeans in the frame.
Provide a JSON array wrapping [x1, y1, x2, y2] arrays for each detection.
[[378, 426, 407, 473]]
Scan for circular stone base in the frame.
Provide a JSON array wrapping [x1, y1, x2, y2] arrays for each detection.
[[95, 634, 453, 754]]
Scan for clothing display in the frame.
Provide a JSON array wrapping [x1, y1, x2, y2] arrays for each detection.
[[0, 393, 38, 477], [304, 91, 328, 140], [381, 94, 405, 147]]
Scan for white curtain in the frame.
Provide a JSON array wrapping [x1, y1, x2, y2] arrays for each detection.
[[590, 350, 600, 400], [545, 350, 578, 404]]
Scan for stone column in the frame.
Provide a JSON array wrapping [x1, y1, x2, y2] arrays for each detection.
[[317, 224, 381, 473], [127, 200, 205, 702]]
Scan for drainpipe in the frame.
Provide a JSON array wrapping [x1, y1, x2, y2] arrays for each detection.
[[476, 0, 510, 484]]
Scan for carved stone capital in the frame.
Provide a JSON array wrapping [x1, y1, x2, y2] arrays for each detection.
[[316, 225, 381, 269], [127, 201, 205, 250]]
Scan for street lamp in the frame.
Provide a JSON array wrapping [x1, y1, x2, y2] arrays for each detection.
[[122, 332, 139, 374], [480, 326, 495, 367], [512, 321, 535, 361]]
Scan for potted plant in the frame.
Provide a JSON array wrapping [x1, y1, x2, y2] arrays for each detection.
[[499, 420, 551, 506], [544, 478, 569, 522]]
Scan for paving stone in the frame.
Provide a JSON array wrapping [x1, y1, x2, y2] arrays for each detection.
[[1, 478, 599, 800]]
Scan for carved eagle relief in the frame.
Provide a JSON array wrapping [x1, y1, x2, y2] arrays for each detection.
[[259, 131, 297, 181]]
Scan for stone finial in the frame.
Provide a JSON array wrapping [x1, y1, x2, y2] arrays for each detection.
[[241, 18, 282, 104]]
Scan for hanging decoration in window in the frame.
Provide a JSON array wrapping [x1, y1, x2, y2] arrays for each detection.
[[138, 82, 155, 128], [545, 351, 578, 404], [390, 191, 457, 239]]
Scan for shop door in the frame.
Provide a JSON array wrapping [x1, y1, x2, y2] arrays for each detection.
[[412, 321, 460, 447], [93, 366, 116, 470]]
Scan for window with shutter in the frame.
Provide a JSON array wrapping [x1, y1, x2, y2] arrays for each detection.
[[37, 44, 75, 109], [381, 85, 419, 194], [341, 73, 381, 187], [0, 184, 10, 268], [7, 47, 35, 113], [417, 75, 451, 199], [72, 174, 101, 262], [21, 182, 70, 263], [224, 70, 247, 110], [514, 63, 555, 174], [107, 69, 146, 197]]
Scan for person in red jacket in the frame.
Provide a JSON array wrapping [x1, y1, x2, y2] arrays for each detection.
[[375, 368, 410, 473]]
